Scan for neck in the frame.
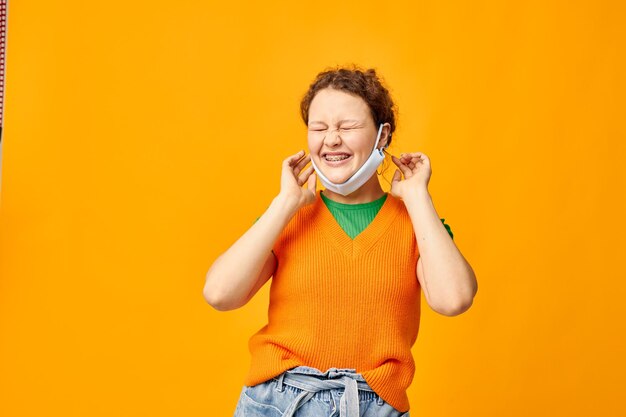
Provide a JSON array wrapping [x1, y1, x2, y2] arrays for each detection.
[[320, 175, 386, 204]]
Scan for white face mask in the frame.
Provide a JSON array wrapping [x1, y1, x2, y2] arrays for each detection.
[[310, 123, 387, 196]]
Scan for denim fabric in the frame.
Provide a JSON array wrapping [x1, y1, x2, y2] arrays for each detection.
[[234, 366, 410, 417]]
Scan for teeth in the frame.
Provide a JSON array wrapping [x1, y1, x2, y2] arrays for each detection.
[[325, 155, 350, 161]]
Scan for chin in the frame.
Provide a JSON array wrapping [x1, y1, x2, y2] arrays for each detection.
[[320, 167, 355, 184], [325, 175, 350, 184]]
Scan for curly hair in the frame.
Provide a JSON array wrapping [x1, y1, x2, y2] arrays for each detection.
[[300, 64, 398, 147]]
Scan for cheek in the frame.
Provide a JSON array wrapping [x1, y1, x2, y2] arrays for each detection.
[[307, 135, 322, 154], [347, 135, 371, 155]]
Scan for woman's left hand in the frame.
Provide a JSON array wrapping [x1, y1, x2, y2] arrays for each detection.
[[390, 152, 432, 199]]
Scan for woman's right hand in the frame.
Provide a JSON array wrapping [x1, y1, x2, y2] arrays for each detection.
[[277, 150, 317, 211]]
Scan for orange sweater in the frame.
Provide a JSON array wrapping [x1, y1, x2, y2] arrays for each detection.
[[243, 190, 420, 413]]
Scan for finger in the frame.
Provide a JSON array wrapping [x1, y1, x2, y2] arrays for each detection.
[[403, 152, 425, 158], [402, 153, 427, 169], [413, 154, 430, 169], [283, 150, 305, 167], [402, 152, 425, 160], [293, 154, 311, 177], [409, 153, 428, 164], [391, 154, 403, 164], [297, 165, 314, 186], [391, 155, 413, 178], [401, 159, 414, 169], [391, 154, 408, 169], [392, 169, 402, 184], [400, 153, 417, 165]]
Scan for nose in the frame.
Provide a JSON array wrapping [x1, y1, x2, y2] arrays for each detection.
[[323, 128, 342, 147]]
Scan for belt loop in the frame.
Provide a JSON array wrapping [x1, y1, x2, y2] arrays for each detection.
[[376, 395, 384, 405], [275, 372, 285, 392]]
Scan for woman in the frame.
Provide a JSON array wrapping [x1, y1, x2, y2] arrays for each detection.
[[204, 66, 478, 417]]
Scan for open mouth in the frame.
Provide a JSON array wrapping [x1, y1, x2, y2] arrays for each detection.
[[322, 152, 352, 164]]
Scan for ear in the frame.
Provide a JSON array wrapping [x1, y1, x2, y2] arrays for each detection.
[[379, 123, 392, 149]]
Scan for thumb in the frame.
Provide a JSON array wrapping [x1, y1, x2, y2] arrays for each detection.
[[392, 169, 402, 184]]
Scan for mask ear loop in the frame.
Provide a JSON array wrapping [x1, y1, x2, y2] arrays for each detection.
[[377, 148, 395, 187], [377, 149, 389, 176], [376, 133, 391, 176]]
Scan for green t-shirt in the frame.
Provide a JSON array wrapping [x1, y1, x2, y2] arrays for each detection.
[[256, 192, 453, 240]]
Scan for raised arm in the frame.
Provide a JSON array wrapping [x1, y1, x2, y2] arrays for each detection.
[[203, 150, 317, 311], [391, 152, 478, 316]]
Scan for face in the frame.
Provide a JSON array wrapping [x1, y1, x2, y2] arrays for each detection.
[[307, 88, 388, 184]]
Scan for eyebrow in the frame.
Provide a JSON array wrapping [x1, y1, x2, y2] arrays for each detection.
[[308, 119, 362, 125]]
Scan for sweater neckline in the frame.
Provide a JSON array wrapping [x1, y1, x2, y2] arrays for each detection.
[[320, 191, 388, 210], [314, 189, 402, 258]]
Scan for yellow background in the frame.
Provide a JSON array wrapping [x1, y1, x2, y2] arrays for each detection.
[[1, 1, 625, 416]]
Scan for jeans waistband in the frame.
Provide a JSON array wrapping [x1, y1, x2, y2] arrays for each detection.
[[272, 366, 376, 417]]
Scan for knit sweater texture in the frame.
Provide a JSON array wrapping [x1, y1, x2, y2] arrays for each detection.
[[319, 191, 453, 240], [244, 190, 423, 412], [255, 192, 453, 241]]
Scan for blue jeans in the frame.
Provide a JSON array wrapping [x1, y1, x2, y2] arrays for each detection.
[[234, 365, 410, 417]]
